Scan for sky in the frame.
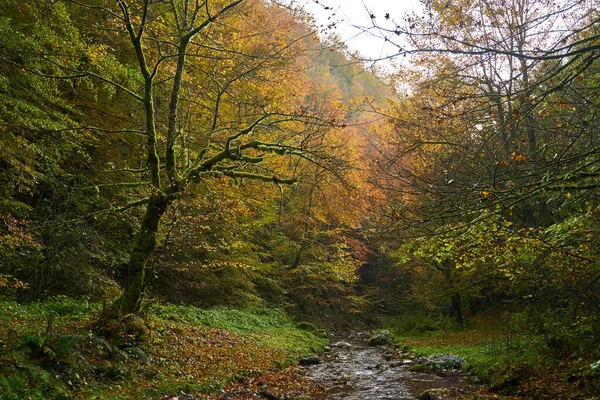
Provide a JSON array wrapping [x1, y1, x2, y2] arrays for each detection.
[[297, 0, 423, 61]]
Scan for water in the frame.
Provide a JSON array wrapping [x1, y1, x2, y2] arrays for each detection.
[[304, 332, 465, 400]]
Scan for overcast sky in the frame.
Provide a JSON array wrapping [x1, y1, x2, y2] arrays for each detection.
[[298, 0, 423, 60]]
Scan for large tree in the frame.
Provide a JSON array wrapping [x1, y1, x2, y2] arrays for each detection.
[[50, 0, 345, 314]]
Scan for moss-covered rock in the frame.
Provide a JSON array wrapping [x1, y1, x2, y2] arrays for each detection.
[[368, 330, 393, 346], [408, 363, 431, 373]]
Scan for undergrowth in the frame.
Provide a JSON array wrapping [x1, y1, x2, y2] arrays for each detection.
[[0, 297, 326, 399], [388, 312, 600, 399]]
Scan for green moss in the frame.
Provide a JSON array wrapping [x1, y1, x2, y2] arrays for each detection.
[[408, 363, 430, 373]]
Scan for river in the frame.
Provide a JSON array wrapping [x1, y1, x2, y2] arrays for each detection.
[[303, 332, 465, 399]]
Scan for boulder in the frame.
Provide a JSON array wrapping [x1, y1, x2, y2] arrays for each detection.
[[415, 388, 449, 400], [425, 354, 467, 370], [368, 330, 393, 346], [408, 363, 430, 373]]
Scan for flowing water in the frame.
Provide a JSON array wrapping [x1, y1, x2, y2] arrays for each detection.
[[303, 332, 465, 400]]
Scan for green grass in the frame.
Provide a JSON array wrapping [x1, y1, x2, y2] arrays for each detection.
[[394, 329, 545, 382], [387, 313, 600, 398], [150, 303, 327, 355]]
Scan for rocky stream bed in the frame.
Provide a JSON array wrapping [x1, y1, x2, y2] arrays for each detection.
[[302, 332, 467, 400]]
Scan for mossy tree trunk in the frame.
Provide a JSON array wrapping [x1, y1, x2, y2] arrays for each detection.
[[116, 193, 170, 314]]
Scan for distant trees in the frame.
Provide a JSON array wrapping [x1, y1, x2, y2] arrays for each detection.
[[365, 0, 600, 323]]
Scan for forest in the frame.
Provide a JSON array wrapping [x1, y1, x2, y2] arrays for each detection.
[[0, 0, 599, 398]]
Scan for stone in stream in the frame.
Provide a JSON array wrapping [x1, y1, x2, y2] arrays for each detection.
[[424, 354, 467, 370], [299, 356, 321, 365], [333, 341, 352, 349], [415, 388, 450, 400]]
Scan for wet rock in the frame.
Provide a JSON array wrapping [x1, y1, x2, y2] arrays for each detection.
[[408, 363, 430, 373], [299, 356, 321, 365], [368, 330, 394, 346], [415, 388, 449, 400], [259, 382, 282, 400], [375, 363, 387, 370]]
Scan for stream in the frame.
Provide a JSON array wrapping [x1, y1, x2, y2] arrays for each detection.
[[303, 332, 465, 400]]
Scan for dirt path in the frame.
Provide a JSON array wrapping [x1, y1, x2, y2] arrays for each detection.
[[303, 332, 464, 400]]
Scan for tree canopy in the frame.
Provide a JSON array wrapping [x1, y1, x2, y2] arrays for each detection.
[[1, 0, 599, 352]]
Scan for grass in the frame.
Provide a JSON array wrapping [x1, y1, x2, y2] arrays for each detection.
[[0, 297, 327, 400], [395, 329, 542, 381], [387, 313, 600, 399], [151, 304, 327, 355]]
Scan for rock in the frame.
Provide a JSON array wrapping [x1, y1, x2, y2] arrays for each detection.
[[88, 335, 113, 358], [415, 388, 449, 400], [299, 356, 321, 365], [333, 341, 352, 349], [425, 354, 467, 370], [258, 382, 282, 400], [123, 345, 148, 364], [368, 330, 394, 346], [120, 313, 148, 339], [375, 363, 387, 370]]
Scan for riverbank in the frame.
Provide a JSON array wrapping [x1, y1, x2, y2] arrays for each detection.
[[393, 326, 600, 399]]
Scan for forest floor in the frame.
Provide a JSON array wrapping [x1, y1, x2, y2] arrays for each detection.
[[0, 298, 327, 399], [1, 298, 598, 399]]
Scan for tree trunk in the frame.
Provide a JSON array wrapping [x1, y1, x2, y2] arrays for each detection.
[[450, 292, 463, 325], [115, 193, 169, 314], [441, 261, 463, 325]]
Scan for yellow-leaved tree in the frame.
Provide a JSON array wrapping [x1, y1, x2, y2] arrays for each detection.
[[62, 0, 346, 315]]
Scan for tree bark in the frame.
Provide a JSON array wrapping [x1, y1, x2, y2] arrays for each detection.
[[115, 193, 169, 314], [441, 261, 463, 325]]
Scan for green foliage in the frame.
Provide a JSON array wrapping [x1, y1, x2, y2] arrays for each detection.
[[150, 304, 327, 355], [0, 0, 135, 302]]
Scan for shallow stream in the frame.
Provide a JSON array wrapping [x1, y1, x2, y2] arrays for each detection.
[[303, 332, 464, 399]]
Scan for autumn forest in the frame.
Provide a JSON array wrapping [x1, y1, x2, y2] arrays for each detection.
[[1, 0, 599, 398]]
